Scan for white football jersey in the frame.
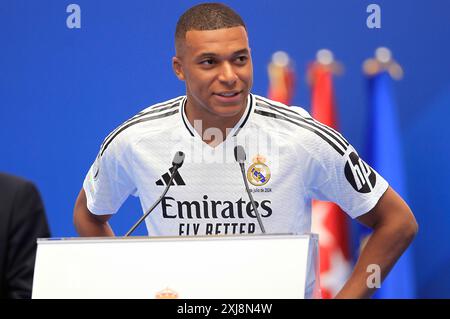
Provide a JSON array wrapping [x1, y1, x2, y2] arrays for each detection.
[[83, 94, 388, 236]]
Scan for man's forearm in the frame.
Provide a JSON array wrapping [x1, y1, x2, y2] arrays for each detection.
[[74, 212, 115, 237], [73, 188, 115, 237], [335, 221, 417, 299]]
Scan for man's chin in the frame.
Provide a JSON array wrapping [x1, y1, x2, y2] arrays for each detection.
[[211, 104, 246, 117]]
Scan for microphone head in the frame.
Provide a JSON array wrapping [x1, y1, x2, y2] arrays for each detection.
[[234, 145, 246, 164], [172, 151, 185, 168]]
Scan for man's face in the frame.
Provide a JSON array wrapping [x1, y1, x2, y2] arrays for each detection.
[[173, 26, 253, 118]]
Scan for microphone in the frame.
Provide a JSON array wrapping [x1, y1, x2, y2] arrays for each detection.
[[234, 145, 266, 234], [125, 151, 185, 236]]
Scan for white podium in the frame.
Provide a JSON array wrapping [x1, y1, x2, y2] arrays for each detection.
[[32, 234, 320, 299]]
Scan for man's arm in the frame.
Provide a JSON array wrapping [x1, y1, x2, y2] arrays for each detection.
[[335, 186, 418, 299], [73, 188, 115, 237]]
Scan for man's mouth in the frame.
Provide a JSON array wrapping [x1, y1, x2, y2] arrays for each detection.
[[214, 91, 242, 98], [216, 91, 242, 97]]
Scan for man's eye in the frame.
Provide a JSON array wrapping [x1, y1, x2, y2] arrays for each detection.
[[236, 56, 248, 64], [200, 59, 215, 65]]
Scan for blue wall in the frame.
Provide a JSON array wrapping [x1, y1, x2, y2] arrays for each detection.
[[1, 0, 449, 297]]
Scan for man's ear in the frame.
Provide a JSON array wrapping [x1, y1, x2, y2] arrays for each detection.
[[172, 57, 185, 81]]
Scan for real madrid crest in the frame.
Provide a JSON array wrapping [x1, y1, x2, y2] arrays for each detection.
[[247, 155, 271, 186]]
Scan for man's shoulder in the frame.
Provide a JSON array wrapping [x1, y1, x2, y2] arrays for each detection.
[[251, 94, 350, 157], [124, 95, 185, 136], [251, 94, 314, 137], [0, 173, 32, 191], [98, 96, 185, 156], [0, 173, 38, 207], [252, 94, 311, 119], [136, 95, 186, 115], [115, 95, 185, 131]]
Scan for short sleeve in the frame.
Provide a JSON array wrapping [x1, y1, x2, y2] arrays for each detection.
[[83, 137, 136, 215], [307, 130, 389, 219]]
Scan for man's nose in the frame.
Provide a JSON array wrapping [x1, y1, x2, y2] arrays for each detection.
[[218, 62, 238, 85]]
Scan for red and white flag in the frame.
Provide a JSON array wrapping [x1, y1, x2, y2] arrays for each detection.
[[267, 51, 295, 105]]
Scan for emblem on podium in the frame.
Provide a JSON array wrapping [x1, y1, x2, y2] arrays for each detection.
[[155, 287, 179, 299]]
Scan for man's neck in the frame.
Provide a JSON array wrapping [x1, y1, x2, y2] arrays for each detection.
[[185, 96, 248, 146]]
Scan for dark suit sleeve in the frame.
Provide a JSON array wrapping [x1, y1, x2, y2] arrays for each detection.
[[5, 181, 51, 299]]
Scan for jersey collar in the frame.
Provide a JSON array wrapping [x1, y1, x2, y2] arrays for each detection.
[[180, 93, 254, 139]]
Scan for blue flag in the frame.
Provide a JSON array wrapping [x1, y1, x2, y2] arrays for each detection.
[[363, 71, 416, 298]]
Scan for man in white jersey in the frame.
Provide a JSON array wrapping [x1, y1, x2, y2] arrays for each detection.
[[74, 3, 417, 298]]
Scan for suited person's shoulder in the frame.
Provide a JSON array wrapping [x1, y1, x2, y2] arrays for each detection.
[[0, 172, 35, 190]]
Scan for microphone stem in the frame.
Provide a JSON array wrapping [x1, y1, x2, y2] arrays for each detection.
[[239, 164, 266, 234], [125, 166, 179, 237]]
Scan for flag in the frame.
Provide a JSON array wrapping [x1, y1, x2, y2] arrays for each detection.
[[308, 61, 352, 299], [363, 70, 416, 298], [267, 51, 295, 105]]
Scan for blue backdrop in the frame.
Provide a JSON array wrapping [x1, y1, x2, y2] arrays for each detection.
[[1, 0, 449, 298]]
